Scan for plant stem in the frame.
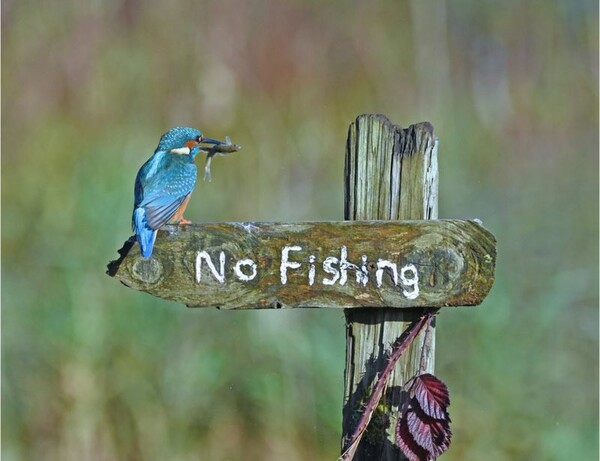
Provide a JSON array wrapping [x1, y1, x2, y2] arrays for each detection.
[[418, 312, 437, 374]]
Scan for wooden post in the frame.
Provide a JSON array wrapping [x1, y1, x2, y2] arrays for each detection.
[[342, 114, 439, 459]]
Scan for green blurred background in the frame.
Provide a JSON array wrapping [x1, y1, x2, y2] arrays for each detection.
[[2, 1, 598, 460]]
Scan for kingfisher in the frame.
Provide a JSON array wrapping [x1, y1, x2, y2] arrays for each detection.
[[132, 127, 224, 258]]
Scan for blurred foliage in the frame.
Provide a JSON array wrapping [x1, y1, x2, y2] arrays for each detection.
[[2, 0, 598, 460]]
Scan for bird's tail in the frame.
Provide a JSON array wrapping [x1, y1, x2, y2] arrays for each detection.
[[133, 208, 157, 258]]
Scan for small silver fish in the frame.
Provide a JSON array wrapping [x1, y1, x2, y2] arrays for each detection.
[[201, 136, 242, 181]]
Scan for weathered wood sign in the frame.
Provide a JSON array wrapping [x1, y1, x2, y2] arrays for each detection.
[[108, 219, 496, 309]]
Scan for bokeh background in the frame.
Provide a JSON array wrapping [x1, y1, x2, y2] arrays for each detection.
[[2, 1, 598, 460]]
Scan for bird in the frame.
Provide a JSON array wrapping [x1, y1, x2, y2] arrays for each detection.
[[132, 127, 223, 258]]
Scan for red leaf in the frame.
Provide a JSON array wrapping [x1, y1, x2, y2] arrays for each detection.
[[397, 412, 431, 461], [397, 373, 452, 460], [406, 407, 452, 458], [410, 373, 451, 420]]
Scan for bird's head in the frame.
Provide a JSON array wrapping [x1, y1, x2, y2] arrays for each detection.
[[155, 126, 223, 158]]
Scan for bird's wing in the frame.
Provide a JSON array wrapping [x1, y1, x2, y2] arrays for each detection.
[[136, 154, 197, 230], [144, 194, 190, 230]]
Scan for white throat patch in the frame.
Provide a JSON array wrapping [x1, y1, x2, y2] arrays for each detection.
[[170, 147, 191, 155]]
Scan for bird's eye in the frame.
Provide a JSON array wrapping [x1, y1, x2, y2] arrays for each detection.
[[196, 135, 203, 143]]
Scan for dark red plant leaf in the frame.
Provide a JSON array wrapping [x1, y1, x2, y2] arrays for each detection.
[[406, 406, 452, 458], [397, 373, 452, 460], [397, 411, 430, 461], [410, 373, 451, 420]]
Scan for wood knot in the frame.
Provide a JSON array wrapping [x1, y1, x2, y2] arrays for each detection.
[[132, 257, 163, 284]]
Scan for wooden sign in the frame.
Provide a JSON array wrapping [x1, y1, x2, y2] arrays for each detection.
[[107, 116, 499, 459], [107, 219, 496, 309]]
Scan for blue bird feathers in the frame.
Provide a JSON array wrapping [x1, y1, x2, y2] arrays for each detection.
[[132, 127, 224, 258]]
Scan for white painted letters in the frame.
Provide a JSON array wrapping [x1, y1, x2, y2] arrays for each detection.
[[338, 246, 359, 286], [308, 255, 316, 286], [376, 259, 398, 288], [234, 258, 257, 282], [280, 246, 302, 284], [196, 251, 226, 284], [194, 245, 420, 299], [356, 255, 369, 287], [400, 264, 419, 299], [322, 256, 340, 285]]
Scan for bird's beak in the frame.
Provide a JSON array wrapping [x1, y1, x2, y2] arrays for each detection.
[[200, 137, 224, 146]]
